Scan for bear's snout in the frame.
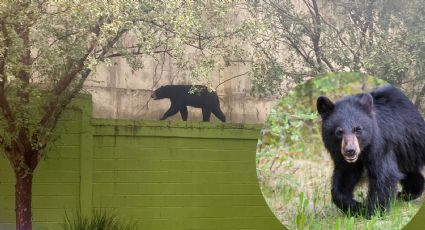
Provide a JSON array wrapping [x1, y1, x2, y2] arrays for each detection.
[[151, 92, 157, 99], [344, 149, 356, 157], [341, 134, 361, 163]]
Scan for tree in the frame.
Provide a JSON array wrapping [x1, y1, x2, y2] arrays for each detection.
[[244, 0, 425, 110], [0, 1, 247, 229]]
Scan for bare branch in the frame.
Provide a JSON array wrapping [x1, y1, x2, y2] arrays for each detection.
[[415, 83, 425, 108], [215, 71, 249, 90], [102, 49, 172, 59], [284, 35, 315, 69], [321, 18, 356, 56]]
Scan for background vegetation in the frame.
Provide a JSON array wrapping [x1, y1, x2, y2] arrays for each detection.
[[256, 73, 424, 230], [244, 0, 425, 112]]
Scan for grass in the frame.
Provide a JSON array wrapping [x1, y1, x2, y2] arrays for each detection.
[[256, 144, 424, 230], [61, 209, 138, 230]]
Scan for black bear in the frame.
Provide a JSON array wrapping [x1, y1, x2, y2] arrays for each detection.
[[317, 85, 425, 217], [151, 85, 226, 122]]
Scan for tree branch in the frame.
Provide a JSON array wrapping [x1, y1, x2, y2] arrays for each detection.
[[414, 82, 425, 109], [102, 49, 171, 59], [284, 35, 316, 69], [38, 16, 129, 159], [96, 27, 129, 61], [40, 17, 105, 128], [215, 71, 249, 90]]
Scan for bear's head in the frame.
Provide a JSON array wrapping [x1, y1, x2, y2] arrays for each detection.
[[151, 85, 171, 100], [317, 93, 375, 163]]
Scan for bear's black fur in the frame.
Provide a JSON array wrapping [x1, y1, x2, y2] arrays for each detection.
[[317, 85, 425, 217], [151, 85, 226, 122]]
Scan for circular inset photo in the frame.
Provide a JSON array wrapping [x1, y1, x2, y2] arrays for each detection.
[[256, 73, 425, 230]]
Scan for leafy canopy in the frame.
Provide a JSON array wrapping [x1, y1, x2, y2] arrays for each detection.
[[0, 0, 248, 161]]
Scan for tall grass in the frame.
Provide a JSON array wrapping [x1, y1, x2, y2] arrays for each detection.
[[61, 209, 138, 230], [257, 148, 423, 230]]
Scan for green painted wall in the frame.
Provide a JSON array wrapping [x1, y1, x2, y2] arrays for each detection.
[[0, 96, 283, 230]]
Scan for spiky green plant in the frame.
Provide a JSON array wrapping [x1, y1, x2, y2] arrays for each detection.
[[61, 209, 138, 230]]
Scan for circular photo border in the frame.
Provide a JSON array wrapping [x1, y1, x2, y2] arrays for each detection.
[[256, 72, 425, 230]]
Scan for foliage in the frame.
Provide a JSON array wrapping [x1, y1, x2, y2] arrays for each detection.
[[250, 56, 285, 98], [61, 209, 138, 230], [0, 1, 248, 159], [257, 72, 385, 164], [244, 0, 425, 110]]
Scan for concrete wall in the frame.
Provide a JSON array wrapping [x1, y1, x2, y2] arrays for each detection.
[[84, 56, 277, 124], [0, 96, 283, 230]]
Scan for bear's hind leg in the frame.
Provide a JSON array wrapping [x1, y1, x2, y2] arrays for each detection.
[[212, 107, 226, 122], [398, 172, 425, 201]]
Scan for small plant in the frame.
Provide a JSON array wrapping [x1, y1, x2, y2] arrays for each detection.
[[61, 209, 138, 230], [296, 192, 309, 230]]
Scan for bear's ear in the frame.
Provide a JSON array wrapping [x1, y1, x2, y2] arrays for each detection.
[[359, 93, 373, 114], [317, 96, 334, 119]]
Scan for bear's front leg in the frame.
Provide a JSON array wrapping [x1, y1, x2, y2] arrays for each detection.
[[179, 107, 188, 121], [160, 105, 180, 120], [331, 164, 363, 215]]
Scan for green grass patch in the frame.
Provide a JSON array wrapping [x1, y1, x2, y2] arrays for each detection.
[[257, 149, 424, 230]]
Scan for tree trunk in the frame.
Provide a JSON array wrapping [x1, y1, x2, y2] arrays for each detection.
[[15, 172, 33, 230]]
